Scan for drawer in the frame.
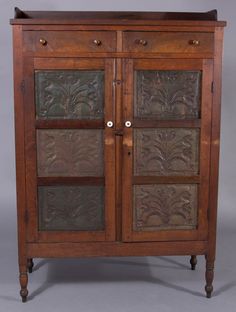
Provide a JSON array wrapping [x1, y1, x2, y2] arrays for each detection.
[[123, 31, 214, 54], [23, 31, 117, 53]]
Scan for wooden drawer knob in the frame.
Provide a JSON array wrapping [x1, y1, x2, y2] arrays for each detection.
[[135, 39, 148, 46], [39, 38, 47, 46], [93, 39, 102, 46], [189, 40, 200, 46]]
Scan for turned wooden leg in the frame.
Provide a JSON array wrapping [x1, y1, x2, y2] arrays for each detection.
[[190, 255, 197, 270], [205, 256, 214, 298], [27, 258, 34, 273], [19, 269, 28, 302]]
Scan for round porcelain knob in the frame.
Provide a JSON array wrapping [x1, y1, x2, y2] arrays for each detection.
[[125, 121, 132, 128], [106, 121, 114, 128]]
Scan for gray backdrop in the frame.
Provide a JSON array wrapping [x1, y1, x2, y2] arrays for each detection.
[[0, 0, 235, 311]]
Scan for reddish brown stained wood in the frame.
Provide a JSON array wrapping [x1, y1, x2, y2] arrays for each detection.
[[19, 271, 28, 302], [14, 20, 225, 27], [24, 55, 117, 243], [10, 10, 226, 27], [24, 51, 215, 59], [10, 9, 226, 300], [27, 258, 34, 273], [12, 10, 219, 22], [133, 119, 201, 128], [190, 255, 197, 270], [13, 25, 28, 266], [134, 58, 203, 69], [207, 27, 224, 261], [21, 25, 217, 32], [122, 58, 210, 243], [23, 30, 117, 53], [23, 56, 38, 243], [104, 59, 116, 241], [114, 58, 123, 130], [115, 138, 123, 241], [34, 57, 104, 69], [38, 231, 106, 242], [27, 241, 208, 258], [197, 59, 213, 238], [123, 31, 214, 54], [13, 25, 30, 303], [36, 120, 104, 129], [125, 229, 206, 242], [117, 30, 123, 52], [205, 256, 214, 298], [121, 59, 134, 242], [114, 58, 123, 241]]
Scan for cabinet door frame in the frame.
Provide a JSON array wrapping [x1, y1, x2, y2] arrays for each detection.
[[24, 57, 116, 242], [122, 58, 213, 242]]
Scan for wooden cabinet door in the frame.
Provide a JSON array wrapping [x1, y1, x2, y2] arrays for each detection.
[[24, 57, 116, 242], [122, 58, 213, 242]]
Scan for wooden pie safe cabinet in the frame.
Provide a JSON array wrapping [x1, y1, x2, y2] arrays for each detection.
[[10, 9, 226, 302]]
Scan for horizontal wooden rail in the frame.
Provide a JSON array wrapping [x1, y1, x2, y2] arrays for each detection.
[[36, 119, 104, 129], [133, 119, 201, 128]]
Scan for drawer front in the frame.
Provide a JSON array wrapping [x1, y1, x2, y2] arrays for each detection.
[[23, 31, 117, 53], [123, 31, 214, 54]]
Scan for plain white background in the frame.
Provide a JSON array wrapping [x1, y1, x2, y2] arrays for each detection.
[[0, 0, 235, 311]]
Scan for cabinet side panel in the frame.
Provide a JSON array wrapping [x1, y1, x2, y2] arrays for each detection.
[[208, 27, 224, 260], [12, 25, 28, 266]]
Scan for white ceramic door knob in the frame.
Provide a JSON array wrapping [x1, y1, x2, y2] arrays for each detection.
[[125, 121, 132, 128], [106, 121, 114, 128]]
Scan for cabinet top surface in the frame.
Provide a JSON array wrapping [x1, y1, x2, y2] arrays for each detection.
[[10, 8, 226, 27]]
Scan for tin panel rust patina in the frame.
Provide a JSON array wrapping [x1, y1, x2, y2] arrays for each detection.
[[133, 184, 198, 231], [35, 70, 104, 119], [38, 185, 104, 231], [37, 129, 104, 177], [134, 128, 199, 176], [134, 70, 201, 120]]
